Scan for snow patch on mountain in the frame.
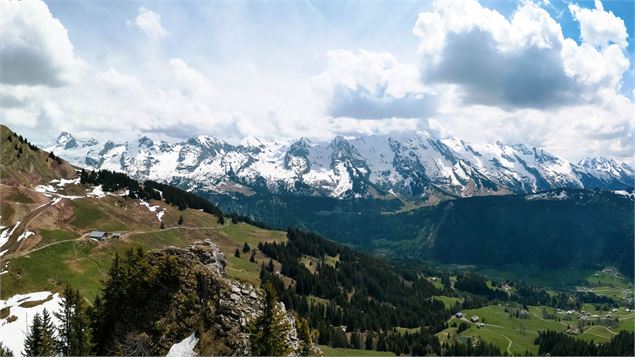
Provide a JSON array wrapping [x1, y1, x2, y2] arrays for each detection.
[[17, 231, 34, 242], [46, 131, 634, 199]]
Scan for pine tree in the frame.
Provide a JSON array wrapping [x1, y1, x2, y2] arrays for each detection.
[[40, 309, 57, 355], [55, 286, 93, 356], [250, 251, 256, 263], [178, 215, 184, 225], [365, 332, 374, 350], [268, 259, 275, 272], [295, 317, 313, 356], [331, 328, 348, 348], [160, 221, 165, 229], [23, 309, 56, 357], [217, 215, 225, 225], [56, 286, 75, 355], [250, 283, 291, 356], [351, 331, 361, 349], [23, 313, 43, 357], [243, 242, 251, 253], [234, 248, 241, 258]]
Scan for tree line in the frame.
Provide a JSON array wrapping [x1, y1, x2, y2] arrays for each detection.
[[79, 169, 223, 218], [256, 228, 505, 355], [536, 330, 634, 356]]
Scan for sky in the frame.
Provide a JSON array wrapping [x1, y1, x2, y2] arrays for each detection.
[[0, 0, 634, 164]]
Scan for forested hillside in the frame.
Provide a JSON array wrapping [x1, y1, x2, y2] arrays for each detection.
[[206, 188, 634, 277]]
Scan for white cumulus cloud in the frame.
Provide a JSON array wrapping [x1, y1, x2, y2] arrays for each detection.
[[127, 7, 169, 40], [312, 50, 437, 119], [0, 0, 82, 87], [412, 0, 630, 109], [569, 0, 628, 49]]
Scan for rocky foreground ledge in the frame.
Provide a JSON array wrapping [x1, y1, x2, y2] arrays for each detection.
[[152, 240, 320, 356]]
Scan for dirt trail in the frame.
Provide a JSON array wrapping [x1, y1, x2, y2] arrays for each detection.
[[1, 200, 54, 254], [129, 225, 223, 235], [4, 225, 226, 262], [501, 334, 513, 355]]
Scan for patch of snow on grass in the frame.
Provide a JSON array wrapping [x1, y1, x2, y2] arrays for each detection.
[[17, 231, 34, 242], [0, 220, 21, 248], [0, 292, 63, 357], [139, 200, 159, 212], [0, 250, 7, 257], [34, 185, 57, 197], [56, 178, 80, 187], [140, 200, 165, 222], [166, 332, 198, 357], [86, 185, 106, 198]]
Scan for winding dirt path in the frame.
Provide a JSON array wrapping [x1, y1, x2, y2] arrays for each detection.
[[500, 334, 513, 355], [5, 225, 226, 262], [1, 200, 55, 254]]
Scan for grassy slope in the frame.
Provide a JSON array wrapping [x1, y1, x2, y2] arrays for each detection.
[[0, 124, 76, 185], [1, 189, 288, 300], [319, 345, 394, 356], [433, 296, 464, 309], [450, 302, 635, 354]]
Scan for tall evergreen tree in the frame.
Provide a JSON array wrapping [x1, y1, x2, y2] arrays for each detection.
[[295, 317, 313, 356], [350, 331, 361, 349], [178, 215, 184, 225], [365, 332, 374, 350], [55, 286, 93, 356], [243, 242, 251, 253], [23, 313, 43, 357], [23, 309, 56, 357], [249, 283, 291, 356]]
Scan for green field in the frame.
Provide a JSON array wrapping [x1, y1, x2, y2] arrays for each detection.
[[434, 295, 463, 309], [70, 199, 106, 228], [319, 345, 394, 356], [457, 304, 567, 354], [1, 216, 288, 301], [1, 239, 122, 301], [453, 302, 635, 354], [37, 228, 77, 246]]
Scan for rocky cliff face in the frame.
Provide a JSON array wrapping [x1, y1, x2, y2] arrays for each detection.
[[149, 240, 316, 356]]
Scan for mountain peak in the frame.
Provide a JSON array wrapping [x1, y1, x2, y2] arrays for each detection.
[[138, 136, 154, 149], [240, 135, 264, 148], [330, 135, 350, 148], [579, 157, 633, 175], [189, 135, 225, 148], [56, 132, 77, 149], [579, 156, 616, 167]]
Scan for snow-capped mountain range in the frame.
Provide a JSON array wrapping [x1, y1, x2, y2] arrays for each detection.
[[46, 131, 634, 199]]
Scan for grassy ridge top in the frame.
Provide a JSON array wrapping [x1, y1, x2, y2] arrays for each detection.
[[0, 124, 76, 185]]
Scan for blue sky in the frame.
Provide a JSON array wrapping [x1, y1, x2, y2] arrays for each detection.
[[1, 0, 634, 163]]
